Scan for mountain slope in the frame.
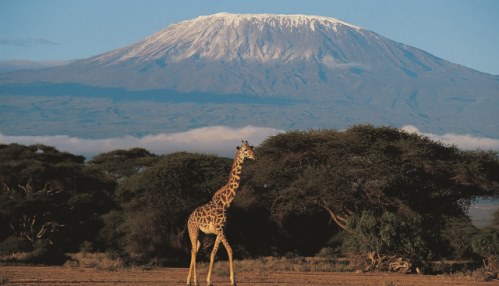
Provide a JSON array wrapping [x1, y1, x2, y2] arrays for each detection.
[[1, 13, 498, 138]]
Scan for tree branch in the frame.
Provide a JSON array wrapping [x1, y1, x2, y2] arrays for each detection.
[[316, 199, 353, 234]]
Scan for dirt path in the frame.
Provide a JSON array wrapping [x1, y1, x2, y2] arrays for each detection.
[[0, 266, 497, 285]]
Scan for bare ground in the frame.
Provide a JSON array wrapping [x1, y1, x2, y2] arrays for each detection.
[[1, 266, 498, 286]]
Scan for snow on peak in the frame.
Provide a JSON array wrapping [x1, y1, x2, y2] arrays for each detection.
[[191, 12, 362, 30], [94, 13, 364, 64]]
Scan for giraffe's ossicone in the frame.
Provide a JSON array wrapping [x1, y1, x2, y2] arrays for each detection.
[[186, 140, 256, 286]]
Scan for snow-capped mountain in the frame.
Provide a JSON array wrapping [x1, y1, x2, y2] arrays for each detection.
[[1, 13, 498, 138], [91, 13, 362, 64]]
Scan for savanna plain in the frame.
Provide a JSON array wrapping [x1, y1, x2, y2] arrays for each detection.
[[0, 257, 497, 286]]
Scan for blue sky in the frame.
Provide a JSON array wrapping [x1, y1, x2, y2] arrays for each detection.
[[0, 0, 498, 75]]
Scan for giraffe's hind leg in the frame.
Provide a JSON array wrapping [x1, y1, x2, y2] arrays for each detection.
[[186, 220, 199, 286], [206, 235, 222, 286]]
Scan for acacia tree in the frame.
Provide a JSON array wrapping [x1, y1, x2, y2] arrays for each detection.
[[0, 144, 115, 261], [87, 148, 157, 184], [1, 180, 63, 244], [247, 126, 499, 269], [88, 148, 159, 252]]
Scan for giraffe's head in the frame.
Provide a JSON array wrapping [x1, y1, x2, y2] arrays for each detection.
[[237, 140, 256, 160]]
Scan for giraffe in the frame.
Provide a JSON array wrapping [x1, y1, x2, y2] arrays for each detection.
[[186, 141, 256, 286]]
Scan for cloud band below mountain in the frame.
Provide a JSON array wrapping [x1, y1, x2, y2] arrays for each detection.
[[0, 125, 282, 158], [401, 125, 499, 151], [1, 125, 497, 159]]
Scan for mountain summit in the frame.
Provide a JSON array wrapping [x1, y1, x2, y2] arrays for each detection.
[[1, 13, 498, 138], [91, 13, 362, 64]]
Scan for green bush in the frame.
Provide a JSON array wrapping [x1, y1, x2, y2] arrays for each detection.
[[471, 228, 499, 279], [471, 228, 499, 258], [342, 210, 430, 271]]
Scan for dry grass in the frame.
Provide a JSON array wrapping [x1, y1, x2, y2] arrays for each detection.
[[3, 253, 498, 284], [200, 256, 352, 276], [65, 252, 126, 271], [200, 256, 498, 282], [0, 252, 33, 262], [0, 275, 10, 286]]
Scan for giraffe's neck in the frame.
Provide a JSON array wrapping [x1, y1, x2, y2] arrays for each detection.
[[213, 150, 244, 209]]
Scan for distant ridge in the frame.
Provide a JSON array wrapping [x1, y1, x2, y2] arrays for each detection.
[[0, 60, 71, 72]]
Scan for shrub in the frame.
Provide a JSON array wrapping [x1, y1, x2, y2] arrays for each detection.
[[0, 236, 32, 255], [471, 228, 499, 258], [65, 252, 126, 270], [471, 228, 499, 279]]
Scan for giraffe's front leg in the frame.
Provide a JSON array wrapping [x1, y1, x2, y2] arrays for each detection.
[[220, 233, 236, 285], [187, 248, 199, 286]]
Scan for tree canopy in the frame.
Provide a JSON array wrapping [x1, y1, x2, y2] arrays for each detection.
[[245, 126, 499, 267], [0, 144, 115, 262]]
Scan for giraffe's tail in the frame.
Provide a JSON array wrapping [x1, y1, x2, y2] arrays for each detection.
[[196, 240, 201, 252]]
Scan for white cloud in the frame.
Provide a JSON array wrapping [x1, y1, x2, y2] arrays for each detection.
[[0, 125, 283, 158], [401, 125, 499, 151], [2, 125, 497, 159]]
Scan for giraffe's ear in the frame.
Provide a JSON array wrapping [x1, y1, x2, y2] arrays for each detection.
[[236, 146, 241, 150]]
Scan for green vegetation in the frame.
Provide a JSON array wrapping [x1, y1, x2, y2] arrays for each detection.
[[1, 125, 498, 277], [471, 227, 499, 278]]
